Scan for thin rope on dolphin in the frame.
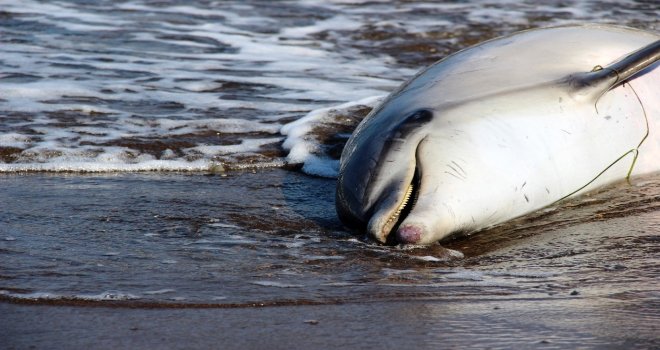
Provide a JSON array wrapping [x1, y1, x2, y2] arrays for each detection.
[[591, 65, 619, 114], [556, 81, 650, 204]]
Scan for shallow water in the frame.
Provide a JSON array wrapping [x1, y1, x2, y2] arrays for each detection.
[[1, 1, 659, 347], [1, 171, 658, 307], [1, 0, 658, 174], [1, 171, 659, 348]]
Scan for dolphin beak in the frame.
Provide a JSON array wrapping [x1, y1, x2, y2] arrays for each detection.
[[367, 165, 420, 243]]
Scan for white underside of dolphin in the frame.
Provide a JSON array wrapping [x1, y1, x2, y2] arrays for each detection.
[[335, 24, 660, 245]]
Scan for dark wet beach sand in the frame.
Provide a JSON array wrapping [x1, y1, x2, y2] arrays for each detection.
[[1, 296, 657, 349]]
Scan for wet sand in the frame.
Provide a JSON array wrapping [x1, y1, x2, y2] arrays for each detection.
[[1, 170, 659, 349], [2, 296, 658, 350]]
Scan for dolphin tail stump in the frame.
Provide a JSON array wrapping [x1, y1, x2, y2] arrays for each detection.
[[335, 24, 660, 247]]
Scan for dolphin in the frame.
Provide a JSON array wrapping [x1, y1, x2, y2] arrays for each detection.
[[336, 24, 660, 245]]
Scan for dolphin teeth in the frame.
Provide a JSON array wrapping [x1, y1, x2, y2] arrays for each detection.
[[386, 182, 414, 226]]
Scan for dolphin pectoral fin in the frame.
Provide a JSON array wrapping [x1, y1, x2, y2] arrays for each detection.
[[568, 39, 660, 97]]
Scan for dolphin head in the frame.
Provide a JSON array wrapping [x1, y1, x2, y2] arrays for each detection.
[[336, 104, 433, 244]]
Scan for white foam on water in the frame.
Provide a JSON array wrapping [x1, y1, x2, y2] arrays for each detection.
[[0, 158, 214, 173], [189, 137, 282, 156], [143, 289, 176, 295], [281, 95, 384, 177], [0, 133, 32, 148], [284, 241, 307, 248], [377, 280, 519, 288], [1, 0, 655, 173], [251, 281, 305, 288], [74, 291, 140, 301], [301, 255, 345, 260], [208, 222, 241, 229], [486, 269, 558, 279], [280, 15, 363, 38], [416, 256, 443, 262], [0, 0, 408, 173], [381, 268, 418, 275], [0, 290, 141, 301], [444, 270, 485, 281], [320, 282, 357, 287]]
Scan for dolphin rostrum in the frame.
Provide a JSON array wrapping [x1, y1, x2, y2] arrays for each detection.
[[336, 24, 660, 245]]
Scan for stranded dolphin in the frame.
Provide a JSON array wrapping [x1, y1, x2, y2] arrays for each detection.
[[336, 24, 660, 245]]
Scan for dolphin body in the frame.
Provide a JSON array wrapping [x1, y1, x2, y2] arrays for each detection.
[[336, 24, 660, 245]]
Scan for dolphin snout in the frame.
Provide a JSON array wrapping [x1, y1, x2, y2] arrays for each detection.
[[397, 224, 422, 244]]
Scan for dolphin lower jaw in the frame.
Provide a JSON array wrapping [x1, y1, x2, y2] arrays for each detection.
[[367, 207, 397, 243], [389, 183, 452, 244], [366, 169, 419, 243]]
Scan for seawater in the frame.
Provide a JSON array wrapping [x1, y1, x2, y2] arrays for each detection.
[[1, 171, 658, 307], [0, 0, 658, 324], [0, 0, 657, 175]]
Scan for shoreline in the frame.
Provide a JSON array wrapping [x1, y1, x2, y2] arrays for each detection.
[[3, 297, 658, 349]]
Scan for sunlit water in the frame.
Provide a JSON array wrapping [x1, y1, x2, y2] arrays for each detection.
[[1, 170, 658, 306], [1, 1, 658, 344], [1, 0, 657, 175]]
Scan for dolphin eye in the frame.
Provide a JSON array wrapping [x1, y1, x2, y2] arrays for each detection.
[[407, 109, 433, 123], [394, 109, 433, 136]]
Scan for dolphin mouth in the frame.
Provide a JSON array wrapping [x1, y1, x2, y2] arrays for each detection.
[[374, 169, 420, 244]]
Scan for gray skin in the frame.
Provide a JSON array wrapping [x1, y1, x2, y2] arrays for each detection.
[[335, 24, 660, 246]]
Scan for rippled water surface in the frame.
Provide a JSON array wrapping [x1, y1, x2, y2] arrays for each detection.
[[1, 171, 659, 348], [1, 171, 658, 304], [1, 0, 658, 174], [1, 1, 659, 348]]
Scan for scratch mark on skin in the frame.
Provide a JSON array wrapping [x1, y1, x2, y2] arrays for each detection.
[[451, 161, 467, 177], [524, 194, 529, 203], [446, 163, 467, 180], [521, 181, 526, 189], [560, 129, 571, 135], [446, 163, 459, 175], [486, 211, 498, 220], [444, 171, 463, 181], [444, 203, 456, 220]]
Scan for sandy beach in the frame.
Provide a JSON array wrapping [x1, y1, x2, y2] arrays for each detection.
[[2, 295, 657, 349]]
